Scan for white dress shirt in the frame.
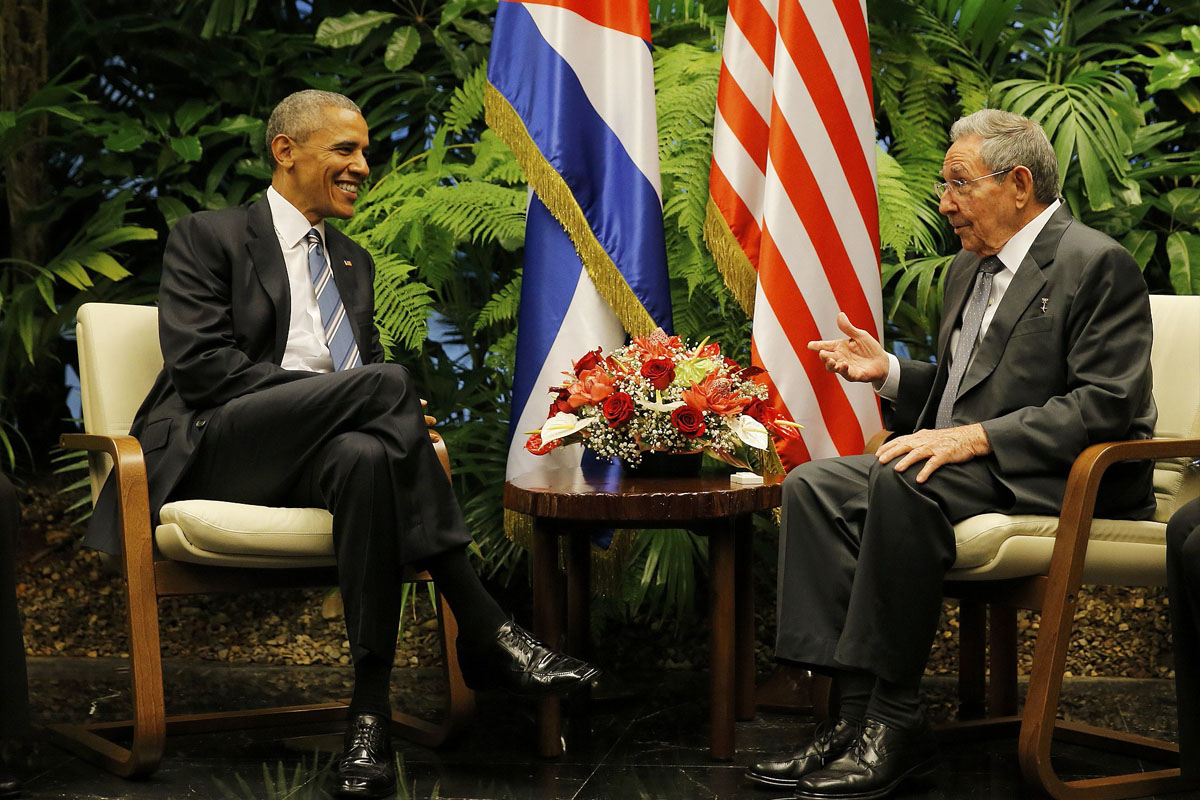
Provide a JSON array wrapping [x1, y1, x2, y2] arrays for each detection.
[[266, 186, 336, 373], [877, 199, 1062, 400]]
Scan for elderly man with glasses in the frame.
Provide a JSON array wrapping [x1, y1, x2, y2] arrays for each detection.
[[747, 109, 1157, 800]]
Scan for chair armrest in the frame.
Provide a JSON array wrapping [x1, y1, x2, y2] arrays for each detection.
[[60, 432, 155, 561], [1048, 436, 1200, 600]]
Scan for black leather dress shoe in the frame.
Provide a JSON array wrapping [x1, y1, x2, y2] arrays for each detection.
[[333, 713, 395, 799], [745, 718, 859, 788], [460, 621, 601, 697], [793, 717, 937, 800], [0, 770, 20, 799]]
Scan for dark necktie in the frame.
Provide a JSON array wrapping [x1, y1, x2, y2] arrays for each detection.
[[935, 256, 1002, 429], [306, 228, 361, 371]]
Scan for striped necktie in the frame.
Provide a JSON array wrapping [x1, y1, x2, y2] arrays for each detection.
[[935, 256, 1002, 429], [305, 228, 361, 371]]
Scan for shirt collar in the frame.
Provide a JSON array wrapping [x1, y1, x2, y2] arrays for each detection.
[[266, 186, 326, 249], [994, 199, 1061, 275]]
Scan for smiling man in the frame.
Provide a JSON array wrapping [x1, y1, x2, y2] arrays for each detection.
[[747, 109, 1157, 800], [86, 91, 599, 799]]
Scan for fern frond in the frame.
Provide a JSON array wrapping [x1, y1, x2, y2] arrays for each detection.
[[372, 253, 436, 353], [446, 63, 488, 134], [474, 271, 522, 334]]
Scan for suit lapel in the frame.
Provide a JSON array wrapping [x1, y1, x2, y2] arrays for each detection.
[[955, 205, 1071, 397], [246, 198, 291, 365]]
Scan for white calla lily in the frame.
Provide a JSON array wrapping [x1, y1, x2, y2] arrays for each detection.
[[539, 411, 599, 443], [730, 414, 769, 450]]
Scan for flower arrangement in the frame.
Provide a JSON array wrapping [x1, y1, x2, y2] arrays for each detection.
[[524, 328, 801, 467]]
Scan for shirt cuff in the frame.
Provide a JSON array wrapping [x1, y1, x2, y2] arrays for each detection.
[[875, 353, 900, 400]]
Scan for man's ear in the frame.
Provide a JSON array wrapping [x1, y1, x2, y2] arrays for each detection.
[[270, 134, 295, 170], [1011, 165, 1035, 208]]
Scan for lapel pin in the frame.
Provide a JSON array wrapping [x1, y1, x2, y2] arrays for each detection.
[[344, 260, 353, 268], [1040, 297, 1049, 314]]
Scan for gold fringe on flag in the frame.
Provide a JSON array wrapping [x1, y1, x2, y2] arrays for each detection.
[[503, 509, 638, 597], [485, 84, 658, 338], [703, 195, 757, 318]]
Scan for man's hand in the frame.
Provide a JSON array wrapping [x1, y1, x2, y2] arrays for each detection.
[[808, 312, 889, 384], [876, 424, 991, 483], [421, 398, 436, 428]]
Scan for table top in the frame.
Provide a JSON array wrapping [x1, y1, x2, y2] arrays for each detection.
[[503, 468, 783, 522]]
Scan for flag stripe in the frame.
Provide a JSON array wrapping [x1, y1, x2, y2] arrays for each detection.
[[715, 64, 770, 173], [502, 0, 651, 42], [488, 2, 671, 327], [708, 0, 881, 470], [764, 101, 878, 340]]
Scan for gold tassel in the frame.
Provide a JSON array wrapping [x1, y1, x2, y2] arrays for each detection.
[[703, 196, 757, 318], [503, 510, 638, 597], [485, 85, 658, 337]]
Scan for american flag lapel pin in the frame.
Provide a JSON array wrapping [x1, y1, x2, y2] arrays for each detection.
[[344, 259, 353, 268]]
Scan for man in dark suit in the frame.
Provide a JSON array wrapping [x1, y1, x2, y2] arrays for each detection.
[[0, 473, 27, 799], [1167, 497, 1200, 780], [85, 90, 598, 799], [747, 109, 1156, 800]]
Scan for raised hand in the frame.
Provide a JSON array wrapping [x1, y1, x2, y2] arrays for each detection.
[[807, 312, 889, 384]]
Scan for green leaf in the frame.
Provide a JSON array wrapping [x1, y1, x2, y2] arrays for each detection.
[[170, 135, 203, 162], [1166, 231, 1200, 295], [314, 11, 397, 48], [1120, 230, 1156, 271], [384, 26, 420, 72], [81, 252, 132, 282], [197, 114, 265, 138], [175, 100, 214, 134], [103, 127, 148, 152], [0, 111, 14, 136], [451, 18, 492, 44]]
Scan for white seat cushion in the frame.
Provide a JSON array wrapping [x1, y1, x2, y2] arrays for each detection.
[[156, 500, 337, 568], [948, 513, 1167, 585]]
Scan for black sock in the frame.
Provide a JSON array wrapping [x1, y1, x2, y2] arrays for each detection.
[[350, 653, 393, 717], [420, 546, 509, 652], [865, 677, 924, 730], [834, 670, 874, 724]]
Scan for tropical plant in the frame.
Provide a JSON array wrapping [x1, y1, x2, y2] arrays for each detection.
[[873, 0, 1200, 356]]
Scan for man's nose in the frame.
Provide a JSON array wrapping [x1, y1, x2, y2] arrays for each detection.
[[352, 151, 369, 176], [938, 189, 956, 215]]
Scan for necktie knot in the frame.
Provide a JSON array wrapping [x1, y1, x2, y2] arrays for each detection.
[[306, 228, 323, 250], [978, 256, 1002, 276]]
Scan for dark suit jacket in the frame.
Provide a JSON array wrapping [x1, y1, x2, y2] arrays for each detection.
[[84, 197, 383, 554], [885, 205, 1157, 518]]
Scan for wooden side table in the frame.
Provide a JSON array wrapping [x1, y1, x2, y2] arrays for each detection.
[[502, 468, 783, 760]]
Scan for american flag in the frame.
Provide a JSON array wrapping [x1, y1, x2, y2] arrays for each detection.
[[705, 0, 882, 468]]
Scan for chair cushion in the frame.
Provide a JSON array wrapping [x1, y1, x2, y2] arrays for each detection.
[[949, 513, 1167, 585], [156, 500, 337, 568]]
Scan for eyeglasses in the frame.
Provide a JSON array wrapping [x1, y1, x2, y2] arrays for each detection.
[[934, 167, 1015, 198]]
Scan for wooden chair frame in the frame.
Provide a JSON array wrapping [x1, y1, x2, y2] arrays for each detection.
[[944, 437, 1200, 799], [51, 431, 475, 779]]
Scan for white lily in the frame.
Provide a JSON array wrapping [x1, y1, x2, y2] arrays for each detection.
[[539, 411, 599, 443], [729, 414, 769, 450], [636, 390, 685, 413]]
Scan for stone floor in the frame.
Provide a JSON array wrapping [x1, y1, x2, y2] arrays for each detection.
[[10, 657, 1200, 800]]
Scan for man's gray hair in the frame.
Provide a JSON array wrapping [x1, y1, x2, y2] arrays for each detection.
[[265, 90, 361, 169], [949, 109, 1060, 205]]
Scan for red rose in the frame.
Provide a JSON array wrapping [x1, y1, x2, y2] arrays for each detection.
[[572, 347, 604, 376], [744, 398, 771, 422], [548, 387, 572, 416], [525, 432, 562, 455], [671, 405, 706, 438], [601, 391, 635, 427], [640, 357, 676, 390]]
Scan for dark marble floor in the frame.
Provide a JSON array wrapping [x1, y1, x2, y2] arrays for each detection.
[[10, 657, 1200, 799]]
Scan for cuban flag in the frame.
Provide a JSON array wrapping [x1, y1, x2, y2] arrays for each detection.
[[487, 0, 674, 482]]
